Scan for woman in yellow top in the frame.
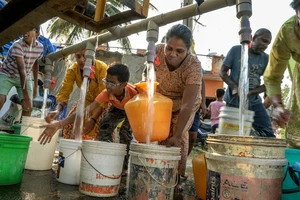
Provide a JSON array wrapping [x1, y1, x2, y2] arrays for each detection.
[[45, 50, 108, 139]]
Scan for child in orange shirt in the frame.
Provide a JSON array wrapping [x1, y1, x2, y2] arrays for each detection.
[[38, 63, 137, 171]]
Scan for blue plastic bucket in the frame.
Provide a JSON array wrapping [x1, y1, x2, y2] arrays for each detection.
[[282, 148, 300, 200]]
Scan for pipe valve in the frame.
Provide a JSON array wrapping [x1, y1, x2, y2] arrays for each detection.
[[236, 0, 252, 44]]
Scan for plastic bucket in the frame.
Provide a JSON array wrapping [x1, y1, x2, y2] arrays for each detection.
[[21, 116, 59, 170], [218, 106, 254, 136], [128, 143, 181, 200], [0, 133, 32, 185], [79, 141, 127, 197], [282, 148, 300, 200], [206, 134, 287, 200], [56, 139, 82, 185]]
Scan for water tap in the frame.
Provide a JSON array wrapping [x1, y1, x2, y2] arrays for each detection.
[[236, 0, 252, 44], [146, 21, 159, 63], [43, 57, 53, 89], [83, 41, 96, 78]]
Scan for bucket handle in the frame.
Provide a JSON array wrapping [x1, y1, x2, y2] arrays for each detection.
[[57, 147, 82, 166], [81, 149, 122, 180], [137, 155, 178, 189]]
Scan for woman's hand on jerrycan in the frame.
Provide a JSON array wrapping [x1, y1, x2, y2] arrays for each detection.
[[45, 110, 60, 123], [166, 135, 180, 147], [38, 123, 60, 145]]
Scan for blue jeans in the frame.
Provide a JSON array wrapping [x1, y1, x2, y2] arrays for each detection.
[[227, 102, 275, 138]]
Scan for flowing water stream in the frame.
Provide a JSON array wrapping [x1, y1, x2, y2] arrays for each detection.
[[72, 77, 89, 141], [238, 43, 249, 136], [40, 88, 49, 119], [145, 62, 156, 144]]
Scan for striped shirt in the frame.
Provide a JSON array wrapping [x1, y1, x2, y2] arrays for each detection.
[[0, 38, 43, 78]]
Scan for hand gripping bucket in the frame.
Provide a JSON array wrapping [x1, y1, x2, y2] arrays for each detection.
[[79, 141, 127, 197], [0, 133, 32, 185], [206, 134, 287, 200], [21, 116, 59, 170], [56, 139, 82, 185], [128, 143, 181, 200]]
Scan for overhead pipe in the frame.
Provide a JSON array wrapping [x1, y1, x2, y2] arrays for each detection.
[[44, 0, 236, 62]]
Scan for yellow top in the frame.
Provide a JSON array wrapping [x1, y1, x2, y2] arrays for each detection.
[[264, 15, 300, 96], [56, 59, 108, 106]]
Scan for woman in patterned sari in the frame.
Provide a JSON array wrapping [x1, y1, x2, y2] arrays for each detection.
[[144, 24, 203, 179]]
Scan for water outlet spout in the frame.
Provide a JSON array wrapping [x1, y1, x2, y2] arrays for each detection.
[[146, 21, 159, 63], [43, 57, 54, 89], [236, 0, 252, 44], [83, 41, 96, 78]]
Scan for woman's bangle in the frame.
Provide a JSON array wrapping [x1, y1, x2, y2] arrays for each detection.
[[91, 117, 97, 123]]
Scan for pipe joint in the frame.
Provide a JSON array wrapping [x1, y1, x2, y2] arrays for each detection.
[[146, 21, 159, 63], [236, 0, 252, 19], [43, 57, 53, 89], [239, 15, 251, 44], [83, 42, 96, 78]]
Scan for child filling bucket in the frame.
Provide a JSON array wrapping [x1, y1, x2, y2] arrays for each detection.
[[128, 143, 181, 200], [79, 140, 127, 197]]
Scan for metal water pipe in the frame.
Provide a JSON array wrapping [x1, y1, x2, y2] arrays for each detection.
[[43, 0, 236, 62], [236, 0, 252, 44], [43, 57, 54, 89], [83, 41, 96, 78], [146, 21, 159, 63]]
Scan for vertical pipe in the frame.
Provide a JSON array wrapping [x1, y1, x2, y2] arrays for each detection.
[[94, 0, 106, 22], [43, 57, 54, 89]]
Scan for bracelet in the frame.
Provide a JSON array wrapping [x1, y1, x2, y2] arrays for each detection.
[[91, 117, 97, 123], [59, 121, 63, 128]]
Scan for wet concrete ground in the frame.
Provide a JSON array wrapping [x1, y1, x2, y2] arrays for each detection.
[[0, 145, 202, 200]]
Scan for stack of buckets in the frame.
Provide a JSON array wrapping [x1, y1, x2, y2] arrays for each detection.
[[128, 143, 181, 200], [205, 134, 287, 199]]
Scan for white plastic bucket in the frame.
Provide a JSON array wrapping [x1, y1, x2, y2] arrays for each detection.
[[21, 116, 59, 170], [206, 134, 287, 200], [56, 139, 82, 185], [79, 141, 127, 197], [128, 143, 181, 200], [218, 106, 255, 136]]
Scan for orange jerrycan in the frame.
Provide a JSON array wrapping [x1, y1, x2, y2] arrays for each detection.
[[124, 82, 173, 143], [192, 151, 207, 200]]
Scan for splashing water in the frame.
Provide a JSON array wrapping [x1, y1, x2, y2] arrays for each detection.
[[238, 43, 249, 136], [145, 62, 156, 144], [40, 88, 49, 119], [72, 77, 89, 141]]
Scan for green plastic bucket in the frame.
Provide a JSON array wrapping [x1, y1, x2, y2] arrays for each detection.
[[0, 133, 32, 185], [282, 148, 300, 200]]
